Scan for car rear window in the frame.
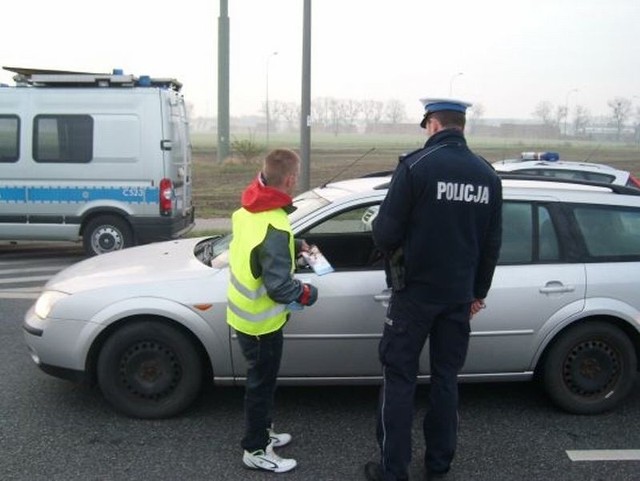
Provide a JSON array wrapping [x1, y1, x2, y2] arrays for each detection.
[[516, 168, 615, 184], [574, 206, 640, 258]]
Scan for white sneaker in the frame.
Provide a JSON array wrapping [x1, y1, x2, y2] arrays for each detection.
[[243, 442, 297, 473], [268, 427, 292, 448]]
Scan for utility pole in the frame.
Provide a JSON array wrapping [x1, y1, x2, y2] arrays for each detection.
[[300, 0, 311, 191], [217, 0, 230, 162]]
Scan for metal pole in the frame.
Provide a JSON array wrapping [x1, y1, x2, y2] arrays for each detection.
[[300, 0, 312, 191], [217, 0, 230, 162]]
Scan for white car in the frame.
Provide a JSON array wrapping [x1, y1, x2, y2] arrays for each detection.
[[23, 175, 640, 418], [494, 152, 640, 189]]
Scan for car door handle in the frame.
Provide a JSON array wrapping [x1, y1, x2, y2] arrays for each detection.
[[374, 288, 392, 306], [539, 281, 575, 294]]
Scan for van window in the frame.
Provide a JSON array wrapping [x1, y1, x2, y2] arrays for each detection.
[[0, 115, 19, 162], [33, 115, 93, 163]]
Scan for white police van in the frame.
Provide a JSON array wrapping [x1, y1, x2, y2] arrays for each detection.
[[0, 66, 195, 256]]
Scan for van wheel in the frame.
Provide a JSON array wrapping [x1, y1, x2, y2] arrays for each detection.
[[83, 215, 133, 256], [542, 321, 637, 414], [97, 321, 203, 419]]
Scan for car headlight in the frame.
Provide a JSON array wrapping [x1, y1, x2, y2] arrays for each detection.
[[34, 291, 69, 319]]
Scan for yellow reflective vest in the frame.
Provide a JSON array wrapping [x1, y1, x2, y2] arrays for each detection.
[[226, 207, 295, 335]]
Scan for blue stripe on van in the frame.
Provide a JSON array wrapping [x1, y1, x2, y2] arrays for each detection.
[[0, 186, 159, 204], [0, 187, 27, 202]]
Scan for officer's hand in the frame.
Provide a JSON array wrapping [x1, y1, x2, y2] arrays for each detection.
[[470, 298, 486, 318], [298, 283, 318, 306]]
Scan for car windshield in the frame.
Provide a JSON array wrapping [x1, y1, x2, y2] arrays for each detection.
[[194, 188, 331, 268], [194, 235, 231, 268], [290, 188, 332, 223]]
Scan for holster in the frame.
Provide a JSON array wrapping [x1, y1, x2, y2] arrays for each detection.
[[385, 247, 406, 291]]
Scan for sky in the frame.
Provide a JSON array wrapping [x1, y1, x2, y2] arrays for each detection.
[[1, 0, 639, 121]]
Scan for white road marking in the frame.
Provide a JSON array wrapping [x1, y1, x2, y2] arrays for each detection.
[[0, 275, 52, 285], [0, 265, 67, 275], [0, 292, 40, 299], [566, 450, 640, 461]]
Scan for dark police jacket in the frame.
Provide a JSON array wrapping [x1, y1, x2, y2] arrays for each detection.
[[372, 128, 502, 319]]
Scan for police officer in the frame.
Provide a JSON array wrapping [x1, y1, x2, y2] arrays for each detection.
[[364, 99, 502, 481]]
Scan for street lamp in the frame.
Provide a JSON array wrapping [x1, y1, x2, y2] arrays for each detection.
[[266, 51, 278, 146], [449, 72, 463, 97], [564, 88, 578, 136]]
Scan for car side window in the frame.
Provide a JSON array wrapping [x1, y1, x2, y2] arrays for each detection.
[[499, 202, 559, 264], [499, 202, 533, 264], [298, 204, 383, 270], [538, 206, 560, 261], [574, 206, 640, 259]]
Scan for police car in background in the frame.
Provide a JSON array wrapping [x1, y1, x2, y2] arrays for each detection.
[[23, 172, 640, 419], [494, 151, 640, 189]]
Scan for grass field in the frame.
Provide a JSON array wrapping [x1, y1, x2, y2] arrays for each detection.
[[191, 132, 640, 218]]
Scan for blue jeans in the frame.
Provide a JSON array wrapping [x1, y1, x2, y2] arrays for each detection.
[[236, 329, 284, 452], [376, 302, 471, 481]]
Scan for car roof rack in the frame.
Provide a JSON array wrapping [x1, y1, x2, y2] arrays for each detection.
[[2, 66, 182, 91], [498, 173, 640, 196]]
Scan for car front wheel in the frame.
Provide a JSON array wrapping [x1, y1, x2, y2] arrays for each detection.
[[542, 321, 637, 414], [97, 321, 203, 419]]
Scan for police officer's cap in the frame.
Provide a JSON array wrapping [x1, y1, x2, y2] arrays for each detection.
[[419, 98, 473, 128]]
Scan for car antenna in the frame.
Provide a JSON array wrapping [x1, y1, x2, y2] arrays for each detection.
[[321, 147, 376, 188], [584, 144, 601, 162]]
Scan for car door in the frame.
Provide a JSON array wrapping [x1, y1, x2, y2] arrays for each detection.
[[455, 201, 587, 376], [573, 204, 640, 317], [278, 203, 388, 378]]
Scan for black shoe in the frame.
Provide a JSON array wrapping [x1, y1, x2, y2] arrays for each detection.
[[364, 462, 384, 481], [426, 468, 449, 480], [364, 461, 408, 481]]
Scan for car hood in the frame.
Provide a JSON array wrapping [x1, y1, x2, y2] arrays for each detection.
[[46, 238, 217, 294]]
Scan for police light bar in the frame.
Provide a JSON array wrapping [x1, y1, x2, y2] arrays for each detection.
[[521, 152, 560, 161]]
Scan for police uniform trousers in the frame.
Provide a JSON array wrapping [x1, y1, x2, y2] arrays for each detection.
[[376, 302, 471, 480]]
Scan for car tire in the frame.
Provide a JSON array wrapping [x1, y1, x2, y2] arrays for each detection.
[[83, 215, 133, 256], [542, 321, 637, 414], [97, 321, 203, 419]]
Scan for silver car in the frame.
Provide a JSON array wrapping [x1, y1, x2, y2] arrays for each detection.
[[23, 175, 640, 418]]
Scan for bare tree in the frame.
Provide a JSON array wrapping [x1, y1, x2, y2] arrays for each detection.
[[467, 103, 485, 134], [327, 98, 343, 136], [269, 101, 288, 130], [341, 99, 362, 128], [281, 102, 300, 131], [533, 101, 554, 127], [555, 105, 567, 133], [608, 97, 632, 141], [311, 97, 331, 128], [361, 99, 385, 125], [384, 99, 406, 124], [572, 105, 591, 137]]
